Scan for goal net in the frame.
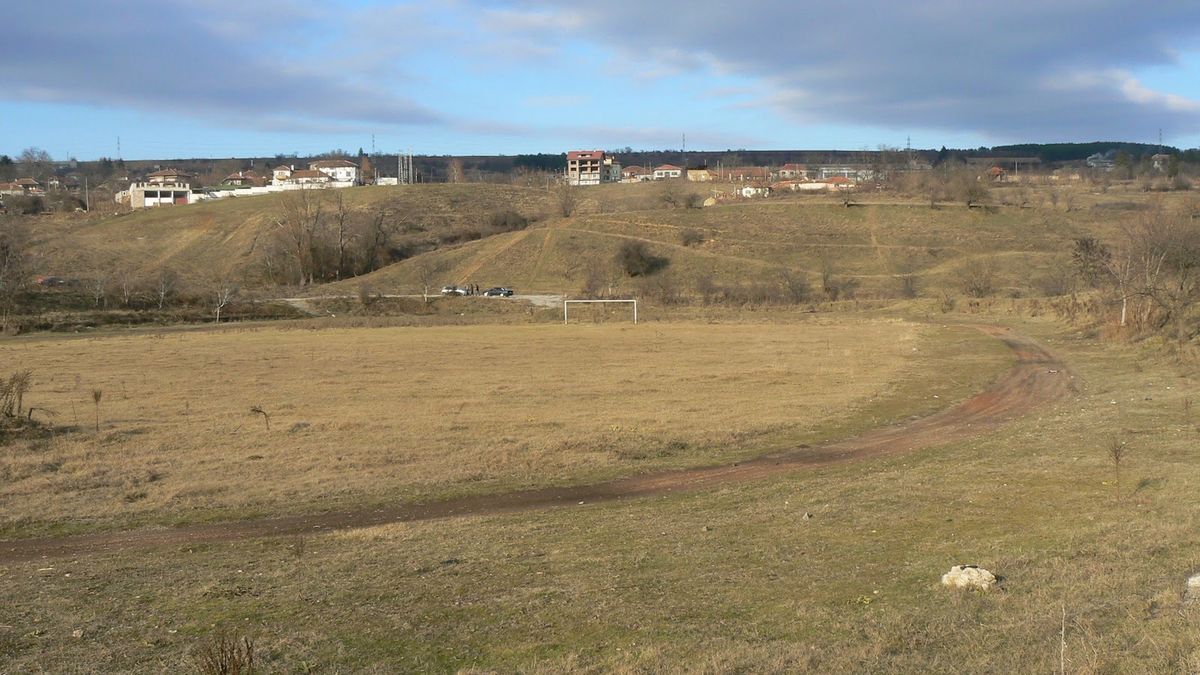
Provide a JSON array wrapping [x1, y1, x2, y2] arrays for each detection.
[[563, 299, 638, 324]]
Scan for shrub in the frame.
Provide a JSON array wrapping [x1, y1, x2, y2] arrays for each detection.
[[488, 210, 529, 230], [780, 270, 812, 303], [192, 630, 255, 675], [616, 241, 668, 277], [957, 258, 999, 298], [357, 283, 377, 307], [679, 228, 704, 246], [0, 370, 33, 421], [896, 274, 919, 299]]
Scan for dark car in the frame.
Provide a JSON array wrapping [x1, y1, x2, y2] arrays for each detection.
[[483, 287, 514, 297]]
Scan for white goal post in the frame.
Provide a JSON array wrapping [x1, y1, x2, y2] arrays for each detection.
[[563, 299, 638, 324]]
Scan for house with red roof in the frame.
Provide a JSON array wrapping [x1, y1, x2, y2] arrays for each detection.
[[653, 164, 683, 180], [775, 163, 808, 180], [567, 150, 621, 185]]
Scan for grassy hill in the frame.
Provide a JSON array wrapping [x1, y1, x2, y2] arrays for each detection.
[[27, 184, 566, 286], [30, 180, 1190, 304], [333, 189, 1171, 300]]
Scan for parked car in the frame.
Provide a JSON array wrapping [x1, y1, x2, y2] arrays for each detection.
[[483, 287, 514, 297], [441, 285, 468, 296]]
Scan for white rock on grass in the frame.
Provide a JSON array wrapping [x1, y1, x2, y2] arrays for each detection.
[[941, 565, 998, 591], [1186, 574, 1200, 604]]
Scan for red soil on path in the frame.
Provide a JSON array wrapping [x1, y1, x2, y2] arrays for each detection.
[[0, 325, 1070, 564]]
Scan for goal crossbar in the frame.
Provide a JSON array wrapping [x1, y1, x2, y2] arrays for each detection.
[[563, 299, 638, 324]]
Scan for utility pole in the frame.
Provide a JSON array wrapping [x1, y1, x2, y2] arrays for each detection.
[[83, 176, 89, 212]]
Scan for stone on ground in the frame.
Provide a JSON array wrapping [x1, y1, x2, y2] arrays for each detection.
[[941, 565, 997, 591]]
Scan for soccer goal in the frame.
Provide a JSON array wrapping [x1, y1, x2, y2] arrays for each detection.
[[563, 299, 638, 324]]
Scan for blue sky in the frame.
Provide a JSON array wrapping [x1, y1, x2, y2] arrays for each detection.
[[3, 1, 1200, 160]]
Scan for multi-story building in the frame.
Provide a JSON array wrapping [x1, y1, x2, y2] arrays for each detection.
[[567, 150, 605, 185]]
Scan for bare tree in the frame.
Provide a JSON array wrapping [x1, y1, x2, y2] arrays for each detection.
[[154, 268, 180, 310], [361, 208, 398, 274], [86, 272, 110, 308], [1106, 436, 1128, 502], [331, 191, 355, 279], [211, 279, 239, 323], [1072, 237, 1135, 328], [557, 184, 578, 217], [17, 147, 52, 181], [273, 190, 327, 285], [1126, 210, 1200, 342], [415, 258, 446, 301]]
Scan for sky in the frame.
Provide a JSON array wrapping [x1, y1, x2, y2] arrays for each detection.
[[3, 1, 1200, 160]]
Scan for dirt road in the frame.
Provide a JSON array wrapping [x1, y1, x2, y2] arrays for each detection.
[[0, 325, 1070, 564]]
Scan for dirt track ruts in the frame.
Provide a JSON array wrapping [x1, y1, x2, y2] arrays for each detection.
[[0, 324, 1070, 564]]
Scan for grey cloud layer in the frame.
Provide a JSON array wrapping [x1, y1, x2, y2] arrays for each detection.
[[0, 2, 441, 131], [494, 1, 1200, 141]]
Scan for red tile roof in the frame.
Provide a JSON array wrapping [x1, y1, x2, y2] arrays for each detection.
[[655, 164, 682, 171], [289, 169, 329, 179], [147, 168, 192, 178], [309, 159, 358, 169], [567, 150, 606, 161]]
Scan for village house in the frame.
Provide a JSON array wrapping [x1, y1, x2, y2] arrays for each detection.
[[775, 163, 807, 180], [621, 165, 652, 182], [287, 169, 333, 186], [221, 170, 266, 187], [146, 168, 194, 186], [0, 178, 43, 196], [272, 165, 294, 185], [309, 159, 361, 185], [567, 150, 621, 185], [123, 168, 195, 209], [1151, 153, 1171, 172], [723, 166, 770, 182], [653, 164, 683, 180], [686, 167, 714, 182]]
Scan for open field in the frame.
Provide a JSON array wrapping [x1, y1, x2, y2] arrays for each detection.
[[4, 182, 1200, 672], [3, 317, 1199, 672], [0, 317, 1011, 539]]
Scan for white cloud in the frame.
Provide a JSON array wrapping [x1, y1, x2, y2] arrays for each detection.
[[479, 1, 1200, 141]]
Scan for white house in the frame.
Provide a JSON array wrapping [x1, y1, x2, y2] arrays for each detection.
[[309, 159, 361, 185], [272, 165, 294, 185], [653, 164, 683, 180]]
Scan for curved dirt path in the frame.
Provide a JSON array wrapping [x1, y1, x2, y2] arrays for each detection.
[[0, 325, 1070, 564]]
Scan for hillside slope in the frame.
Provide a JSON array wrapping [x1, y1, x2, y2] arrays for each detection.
[[331, 196, 1150, 299], [28, 184, 564, 285]]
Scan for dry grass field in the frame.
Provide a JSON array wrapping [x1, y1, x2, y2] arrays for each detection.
[[4, 182, 1199, 672], [0, 318, 1009, 538], [3, 316, 1199, 672]]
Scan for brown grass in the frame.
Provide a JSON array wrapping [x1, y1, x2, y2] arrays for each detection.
[[2, 316, 1198, 672], [0, 317, 1007, 537]]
